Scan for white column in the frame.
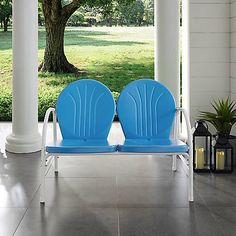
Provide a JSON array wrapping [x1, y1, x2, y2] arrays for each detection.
[[154, 0, 158, 80], [155, 0, 180, 106], [182, 0, 190, 116], [182, 0, 191, 135], [6, 0, 41, 153]]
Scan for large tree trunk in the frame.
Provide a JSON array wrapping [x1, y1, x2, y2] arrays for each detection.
[[40, 20, 77, 73], [40, 0, 80, 73]]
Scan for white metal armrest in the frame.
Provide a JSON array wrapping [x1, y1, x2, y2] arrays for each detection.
[[41, 108, 57, 154], [176, 107, 194, 202], [176, 107, 193, 150], [40, 108, 57, 204]]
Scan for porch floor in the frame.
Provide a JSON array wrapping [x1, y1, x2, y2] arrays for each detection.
[[0, 123, 236, 236]]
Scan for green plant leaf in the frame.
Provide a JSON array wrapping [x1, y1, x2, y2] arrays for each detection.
[[199, 98, 236, 135]]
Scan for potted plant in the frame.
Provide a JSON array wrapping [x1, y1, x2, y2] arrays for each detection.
[[199, 98, 236, 172], [199, 98, 236, 138]]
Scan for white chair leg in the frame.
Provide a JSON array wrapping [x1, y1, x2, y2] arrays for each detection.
[[172, 155, 177, 171], [54, 156, 58, 173], [40, 151, 46, 204], [188, 153, 194, 202], [189, 170, 194, 202]]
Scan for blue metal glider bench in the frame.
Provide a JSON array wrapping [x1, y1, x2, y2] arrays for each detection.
[[40, 79, 193, 204]]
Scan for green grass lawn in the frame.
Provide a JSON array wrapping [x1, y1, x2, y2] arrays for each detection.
[[0, 26, 154, 120]]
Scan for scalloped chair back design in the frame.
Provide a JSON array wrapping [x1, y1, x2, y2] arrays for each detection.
[[56, 79, 115, 140], [117, 79, 176, 139]]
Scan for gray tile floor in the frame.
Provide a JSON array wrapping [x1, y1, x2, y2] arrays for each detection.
[[0, 123, 236, 236]]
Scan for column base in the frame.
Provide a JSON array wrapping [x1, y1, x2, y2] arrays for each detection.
[[6, 132, 41, 153]]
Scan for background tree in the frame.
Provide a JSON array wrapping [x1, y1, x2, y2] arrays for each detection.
[[116, 0, 144, 26], [143, 0, 154, 26], [0, 0, 12, 32], [39, 0, 134, 73], [98, 0, 152, 27], [68, 10, 85, 26], [130, 0, 145, 26]]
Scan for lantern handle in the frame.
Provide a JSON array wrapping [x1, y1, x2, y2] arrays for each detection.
[[195, 120, 208, 130]]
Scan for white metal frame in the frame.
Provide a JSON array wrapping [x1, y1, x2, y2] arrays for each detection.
[[40, 107, 194, 204]]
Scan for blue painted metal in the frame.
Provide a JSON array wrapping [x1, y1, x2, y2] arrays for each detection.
[[46, 140, 117, 153], [50, 79, 116, 153], [118, 139, 188, 153], [47, 79, 188, 154], [117, 79, 176, 139], [56, 79, 115, 140], [117, 79, 187, 153]]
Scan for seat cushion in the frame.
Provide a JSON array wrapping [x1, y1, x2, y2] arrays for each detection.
[[118, 138, 189, 153], [46, 139, 117, 154]]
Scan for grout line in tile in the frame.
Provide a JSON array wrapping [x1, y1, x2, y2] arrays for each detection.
[[12, 208, 29, 236]]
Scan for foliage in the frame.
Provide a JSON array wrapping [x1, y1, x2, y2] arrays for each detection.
[[0, 0, 12, 32], [0, 0, 154, 29], [66, 0, 154, 27], [143, 0, 154, 25], [116, 0, 145, 26], [38, 89, 60, 121], [68, 11, 85, 26], [112, 91, 119, 102], [0, 87, 12, 121], [199, 99, 236, 136], [38, 0, 154, 27]]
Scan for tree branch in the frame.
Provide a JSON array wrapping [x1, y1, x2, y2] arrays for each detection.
[[62, 0, 81, 19]]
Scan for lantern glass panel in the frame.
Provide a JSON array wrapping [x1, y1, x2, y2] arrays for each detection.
[[194, 136, 211, 170], [215, 149, 232, 171]]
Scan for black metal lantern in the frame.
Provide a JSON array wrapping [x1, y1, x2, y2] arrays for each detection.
[[193, 120, 212, 172], [212, 135, 233, 173]]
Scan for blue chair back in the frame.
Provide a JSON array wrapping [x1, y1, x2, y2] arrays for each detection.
[[56, 79, 115, 140], [117, 79, 176, 139]]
